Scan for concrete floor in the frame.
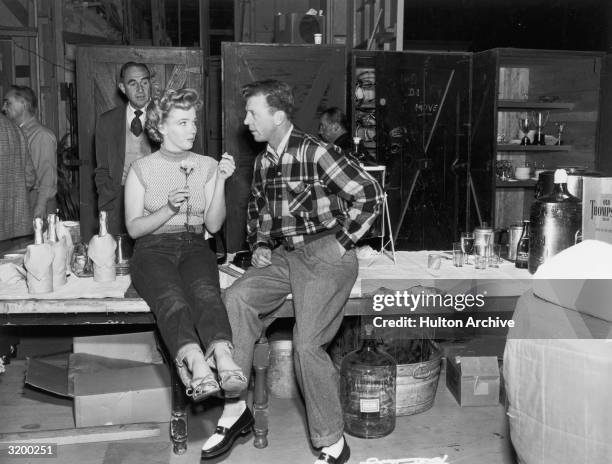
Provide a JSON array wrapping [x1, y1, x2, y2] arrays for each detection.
[[0, 356, 515, 464]]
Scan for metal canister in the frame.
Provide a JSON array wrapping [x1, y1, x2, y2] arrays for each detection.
[[507, 223, 524, 261], [474, 226, 494, 256], [528, 170, 582, 274]]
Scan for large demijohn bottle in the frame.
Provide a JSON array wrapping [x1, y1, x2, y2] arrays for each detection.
[[340, 324, 396, 438]]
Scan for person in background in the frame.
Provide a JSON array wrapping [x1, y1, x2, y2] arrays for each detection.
[[201, 80, 383, 464], [318, 106, 352, 152], [0, 113, 35, 244], [95, 61, 157, 235], [2, 85, 56, 219], [124, 88, 247, 404]]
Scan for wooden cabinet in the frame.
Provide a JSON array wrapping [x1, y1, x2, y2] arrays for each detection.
[[471, 48, 604, 228], [347, 48, 604, 248]]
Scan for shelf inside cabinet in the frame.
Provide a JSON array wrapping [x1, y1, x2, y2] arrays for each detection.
[[497, 144, 572, 152], [496, 179, 537, 188], [497, 100, 575, 111]]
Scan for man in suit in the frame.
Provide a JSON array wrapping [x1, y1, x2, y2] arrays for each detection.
[[94, 62, 155, 235]]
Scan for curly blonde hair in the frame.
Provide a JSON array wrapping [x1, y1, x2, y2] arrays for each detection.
[[145, 88, 203, 144]]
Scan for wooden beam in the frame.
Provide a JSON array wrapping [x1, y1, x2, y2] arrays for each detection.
[[396, 0, 404, 51], [199, 0, 210, 57], [0, 26, 37, 37], [0, 423, 160, 446]]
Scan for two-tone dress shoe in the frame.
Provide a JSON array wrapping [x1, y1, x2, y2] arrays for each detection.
[[200, 407, 254, 459], [316, 438, 350, 464]]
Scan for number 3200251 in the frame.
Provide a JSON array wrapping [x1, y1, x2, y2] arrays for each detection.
[[4, 444, 57, 457]]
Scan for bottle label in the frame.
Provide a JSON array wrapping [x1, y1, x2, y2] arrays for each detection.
[[359, 398, 380, 413], [516, 251, 529, 261]]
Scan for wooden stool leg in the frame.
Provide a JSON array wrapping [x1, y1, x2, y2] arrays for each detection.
[[252, 337, 270, 449]]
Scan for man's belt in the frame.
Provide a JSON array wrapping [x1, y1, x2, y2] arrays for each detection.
[[272, 227, 339, 251]]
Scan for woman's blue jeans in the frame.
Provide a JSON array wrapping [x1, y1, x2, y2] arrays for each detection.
[[130, 232, 232, 360]]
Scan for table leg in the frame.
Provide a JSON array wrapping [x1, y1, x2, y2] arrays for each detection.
[[169, 365, 188, 455], [252, 337, 270, 449], [155, 329, 188, 455]]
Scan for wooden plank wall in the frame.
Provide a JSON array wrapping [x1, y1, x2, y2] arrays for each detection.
[[596, 54, 612, 175]]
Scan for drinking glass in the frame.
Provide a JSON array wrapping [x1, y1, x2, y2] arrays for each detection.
[[460, 232, 474, 265], [475, 255, 487, 269], [488, 244, 504, 268], [427, 253, 442, 276], [452, 242, 464, 267]]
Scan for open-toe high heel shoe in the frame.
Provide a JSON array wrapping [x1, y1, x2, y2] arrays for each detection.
[[186, 373, 220, 402], [218, 370, 248, 398], [201, 407, 254, 459]]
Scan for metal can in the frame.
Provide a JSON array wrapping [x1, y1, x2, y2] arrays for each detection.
[[507, 223, 524, 261], [474, 226, 494, 256]]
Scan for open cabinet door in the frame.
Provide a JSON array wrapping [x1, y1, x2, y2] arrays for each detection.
[[222, 43, 346, 252], [76, 45, 204, 241]]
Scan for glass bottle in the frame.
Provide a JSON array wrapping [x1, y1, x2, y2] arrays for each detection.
[[515, 220, 530, 269], [33, 217, 44, 245], [88, 211, 117, 282], [350, 136, 364, 163], [24, 218, 54, 294], [340, 324, 396, 438], [47, 213, 68, 287]]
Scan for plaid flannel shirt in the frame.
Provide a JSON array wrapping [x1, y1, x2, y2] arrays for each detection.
[[247, 127, 384, 250]]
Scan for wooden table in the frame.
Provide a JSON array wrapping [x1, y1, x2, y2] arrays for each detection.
[[0, 252, 529, 452]]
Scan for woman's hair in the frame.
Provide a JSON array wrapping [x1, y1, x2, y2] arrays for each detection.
[[145, 88, 202, 143]]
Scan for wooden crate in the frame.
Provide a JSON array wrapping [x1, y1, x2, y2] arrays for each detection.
[[76, 45, 205, 241], [221, 43, 346, 252]]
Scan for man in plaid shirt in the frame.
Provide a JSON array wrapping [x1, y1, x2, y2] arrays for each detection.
[[202, 80, 383, 464]]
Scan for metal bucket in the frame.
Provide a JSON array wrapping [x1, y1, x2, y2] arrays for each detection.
[[267, 340, 299, 399], [385, 339, 442, 416]]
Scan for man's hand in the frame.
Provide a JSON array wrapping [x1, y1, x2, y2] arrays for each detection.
[[252, 246, 272, 268]]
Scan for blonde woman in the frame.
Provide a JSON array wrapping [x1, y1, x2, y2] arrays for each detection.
[[124, 88, 247, 402]]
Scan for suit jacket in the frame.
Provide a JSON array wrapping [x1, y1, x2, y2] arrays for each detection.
[[94, 105, 156, 234]]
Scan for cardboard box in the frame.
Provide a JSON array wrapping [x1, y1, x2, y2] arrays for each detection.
[[25, 333, 171, 427], [446, 356, 500, 406], [73, 331, 163, 364], [582, 177, 612, 244]]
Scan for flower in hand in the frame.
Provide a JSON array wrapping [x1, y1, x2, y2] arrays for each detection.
[[180, 159, 197, 188]]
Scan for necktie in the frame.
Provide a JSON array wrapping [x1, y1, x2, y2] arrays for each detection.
[[131, 110, 143, 137]]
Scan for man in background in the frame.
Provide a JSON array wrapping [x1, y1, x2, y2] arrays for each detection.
[[0, 112, 34, 244], [2, 85, 56, 219], [318, 106, 353, 152], [94, 61, 155, 234]]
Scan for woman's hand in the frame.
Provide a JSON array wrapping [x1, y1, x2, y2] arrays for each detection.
[[167, 188, 190, 213], [217, 153, 236, 180]]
